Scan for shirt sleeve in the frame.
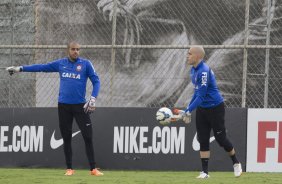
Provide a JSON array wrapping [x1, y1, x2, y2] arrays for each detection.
[[185, 70, 209, 112], [86, 61, 100, 98], [22, 60, 60, 72]]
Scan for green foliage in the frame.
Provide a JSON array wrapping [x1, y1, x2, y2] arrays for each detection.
[[0, 168, 281, 184]]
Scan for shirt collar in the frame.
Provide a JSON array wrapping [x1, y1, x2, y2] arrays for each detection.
[[193, 60, 204, 70], [68, 57, 79, 63]]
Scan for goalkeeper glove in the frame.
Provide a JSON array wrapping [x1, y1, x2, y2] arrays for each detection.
[[182, 111, 191, 124], [83, 96, 96, 114], [6, 66, 23, 76], [173, 109, 191, 124]]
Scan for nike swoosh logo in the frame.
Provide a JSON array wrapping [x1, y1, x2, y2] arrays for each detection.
[[50, 130, 81, 149], [216, 131, 222, 134], [192, 132, 215, 151]]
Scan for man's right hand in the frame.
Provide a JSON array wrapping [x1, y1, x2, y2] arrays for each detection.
[[6, 66, 23, 76]]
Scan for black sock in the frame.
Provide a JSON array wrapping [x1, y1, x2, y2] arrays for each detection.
[[66, 163, 72, 170], [90, 163, 96, 171], [230, 154, 239, 165], [201, 158, 209, 174]]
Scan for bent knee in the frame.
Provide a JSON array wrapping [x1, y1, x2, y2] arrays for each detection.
[[200, 142, 210, 151]]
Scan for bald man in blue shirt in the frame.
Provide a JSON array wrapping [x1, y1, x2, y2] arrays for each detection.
[[182, 46, 242, 179]]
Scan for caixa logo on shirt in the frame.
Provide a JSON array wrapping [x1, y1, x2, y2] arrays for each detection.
[[62, 72, 81, 79]]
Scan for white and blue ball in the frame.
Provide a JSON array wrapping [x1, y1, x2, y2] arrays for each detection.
[[156, 107, 173, 125]]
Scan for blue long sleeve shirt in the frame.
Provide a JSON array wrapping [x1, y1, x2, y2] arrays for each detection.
[[185, 60, 223, 112], [22, 57, 100, 104]]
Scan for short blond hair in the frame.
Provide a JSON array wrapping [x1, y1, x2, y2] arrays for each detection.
[[67, 42, 80, 49], [191, 46, 205, 59]]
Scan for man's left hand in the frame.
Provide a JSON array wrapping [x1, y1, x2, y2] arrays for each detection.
[[179, 110, 191, 124], [173, 109, 192, 124], [182, 111, 191, 124], [84, 96, 96, 114]]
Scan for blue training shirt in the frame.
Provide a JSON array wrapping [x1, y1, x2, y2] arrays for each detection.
[[22, 57, 100, 104], [185, 60, 223, 112]]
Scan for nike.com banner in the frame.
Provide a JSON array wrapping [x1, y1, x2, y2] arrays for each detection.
[[0, 108, 246, 171]]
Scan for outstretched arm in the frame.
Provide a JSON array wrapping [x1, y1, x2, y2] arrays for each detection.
[[22, 61, 60, 73], [6, 60, 60, 75]]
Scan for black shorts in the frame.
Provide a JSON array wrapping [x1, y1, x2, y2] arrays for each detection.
[[58, 103, 93, 139], [196, 102, 226, 144]]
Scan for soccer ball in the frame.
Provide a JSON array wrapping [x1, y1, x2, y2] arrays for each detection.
[[156, 107, 173, 125]]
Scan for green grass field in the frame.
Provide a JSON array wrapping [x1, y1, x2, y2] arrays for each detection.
[[0, 168, 281, 184]]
